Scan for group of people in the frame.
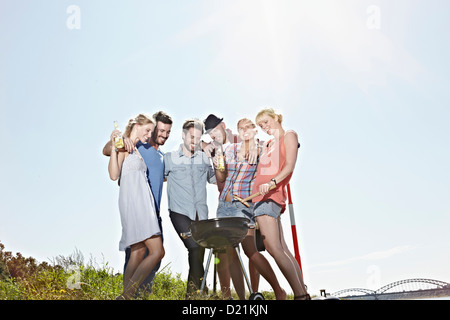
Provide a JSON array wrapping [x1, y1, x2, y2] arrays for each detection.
[[103, 108, 310, 300]]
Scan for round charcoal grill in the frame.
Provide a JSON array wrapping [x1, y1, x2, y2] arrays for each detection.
[[186, 217, 250, 249], [181, 217, 264, 300]]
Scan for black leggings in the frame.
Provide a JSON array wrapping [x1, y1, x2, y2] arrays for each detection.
[[169, 210, 206, 295]]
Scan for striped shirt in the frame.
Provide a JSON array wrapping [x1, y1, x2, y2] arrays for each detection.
[[220, 143, 258, 201]]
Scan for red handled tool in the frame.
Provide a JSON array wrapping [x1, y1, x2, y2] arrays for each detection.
[[286, 183, 303, 274]]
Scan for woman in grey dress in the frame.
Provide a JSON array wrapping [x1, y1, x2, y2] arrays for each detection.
[[108, 114, 165, 299]]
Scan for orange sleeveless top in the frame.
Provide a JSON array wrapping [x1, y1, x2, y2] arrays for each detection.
[[252, 131, 296, 213]]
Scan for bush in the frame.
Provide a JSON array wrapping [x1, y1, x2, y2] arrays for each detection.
[[0, 243, 280, 300], [0, 243, 122, 300]]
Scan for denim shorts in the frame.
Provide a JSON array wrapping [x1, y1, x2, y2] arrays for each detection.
[[216, 200, 255, 223], [253, 200, 282, 219]]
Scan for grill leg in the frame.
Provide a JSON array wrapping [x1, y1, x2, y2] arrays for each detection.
[[234, 246, 254, 294], [200, 249, 213, 291], [213, 252, 217, 293]]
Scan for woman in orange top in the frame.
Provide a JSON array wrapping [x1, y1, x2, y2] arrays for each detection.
[[252, 108, 310, 300]]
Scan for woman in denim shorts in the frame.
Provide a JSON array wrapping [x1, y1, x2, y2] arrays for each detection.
[[214, 118, 286, 300], [217, 199, 254, 222], [252, 108, 310, 300]]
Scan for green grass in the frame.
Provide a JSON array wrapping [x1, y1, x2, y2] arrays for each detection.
[[0, 244, 281, 300]]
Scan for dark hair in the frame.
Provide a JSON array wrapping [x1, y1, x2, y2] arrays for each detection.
[[182, 118, 204, 134], [153, 111, 173, 125]]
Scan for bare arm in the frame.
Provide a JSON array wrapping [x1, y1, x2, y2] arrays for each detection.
[[108, 147, 127, 181], [103, 130, 133, 156], [273, 131, 298, 184], [103, 129, 121, 156], [259, 131, 299, 195], [201, 141, 216, 158], [103, 140, 113, 157], [106, 130, 127, 180], [247, 143, 259, 165]]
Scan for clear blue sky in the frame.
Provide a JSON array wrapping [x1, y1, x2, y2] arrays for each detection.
[[1, 0, 449, 296]]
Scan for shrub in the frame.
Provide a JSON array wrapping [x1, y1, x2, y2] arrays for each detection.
[[0, 243, 279, 300]]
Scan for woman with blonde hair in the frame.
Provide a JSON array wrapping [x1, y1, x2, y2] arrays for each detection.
[[214, 118, 286, 300], [108, 114, 165, 299], [252, 108, 310, 300]]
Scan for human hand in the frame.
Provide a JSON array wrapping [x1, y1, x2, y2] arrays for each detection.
[[110, 129, 122, 143], [123, 137, 134, 153], [203, 143, 215, 158], [259, 183, 271, 196], [247, 146, 258, 164], [212, 154, 219, 168], [212, 153, 226, 172]]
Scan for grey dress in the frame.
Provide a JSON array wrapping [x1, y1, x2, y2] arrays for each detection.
[[118, 150, 160, 251]]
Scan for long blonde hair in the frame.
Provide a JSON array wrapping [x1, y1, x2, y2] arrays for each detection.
[[236, 118, 256, 130], [124, 113, 154, 137], [255, 108, 283, 125]]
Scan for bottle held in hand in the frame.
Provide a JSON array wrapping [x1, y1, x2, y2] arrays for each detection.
[[113, 121, 124, 149], [216, 146, 225, 172]]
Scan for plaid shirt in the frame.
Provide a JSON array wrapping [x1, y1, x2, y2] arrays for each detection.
[[220, 143, 258, 201]]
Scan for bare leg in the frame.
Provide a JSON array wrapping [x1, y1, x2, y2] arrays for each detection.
[[122, 236, 164, 299], [122, 243, 146, 295], [249, 260, 260, 293], [216, 252, 231, 299], [278, 221, 306, 292], [242, 229, 286, 300], [226, 247, 246, 300], [256, 215, 307, 298]]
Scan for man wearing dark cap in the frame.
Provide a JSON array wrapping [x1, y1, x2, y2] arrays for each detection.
[[203, 115, 238, 156], [202, 114, 261, 299], [203, 113, 259, 166], [203, 114, 223, 133]]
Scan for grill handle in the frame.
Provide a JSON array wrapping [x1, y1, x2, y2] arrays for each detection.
[[180, 231, 192, 239]]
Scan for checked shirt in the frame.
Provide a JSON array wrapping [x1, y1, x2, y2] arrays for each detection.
[[220, 143, 258, 201]]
